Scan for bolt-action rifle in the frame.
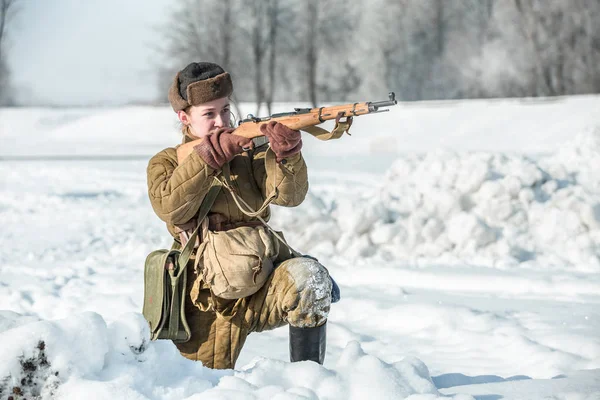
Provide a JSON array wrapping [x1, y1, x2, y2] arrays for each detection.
[[234, 92, 398, 142]]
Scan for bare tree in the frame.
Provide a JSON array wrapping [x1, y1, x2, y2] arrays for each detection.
[[160, 0, 236, 69], [507, 0, 600, 96], [246, 0, 268, 115], [158, 0, 303, 118], [471, 0, 495, 97], [441, 0, 496, 98], [513, 0, 556, 96], [298, 0, 362, 106], [577, 0, 600, 92], [304, 0, 318, 107], [376, 0, 446, 100], [0, 0, 19, 106], [155, 0, 243, 116], [245, 0, 299, 114], [264, 0, 280, 114], [372, 0, 600, 100], [155, 0, 599, 105]]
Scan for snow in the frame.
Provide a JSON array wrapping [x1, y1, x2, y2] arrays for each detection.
[[0, 96, 599, 399], [294, 132, 600, 271]]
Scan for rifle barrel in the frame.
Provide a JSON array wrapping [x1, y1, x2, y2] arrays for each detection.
[[368, 92, 397, 112], [370, 92, 397, 107]]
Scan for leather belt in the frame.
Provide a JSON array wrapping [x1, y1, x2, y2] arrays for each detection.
[[208, 213, 263, 231]]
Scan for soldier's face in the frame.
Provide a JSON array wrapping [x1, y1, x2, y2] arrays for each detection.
[[178, 97, 231, 138]]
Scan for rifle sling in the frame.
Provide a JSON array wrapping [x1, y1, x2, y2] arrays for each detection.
[[300, 118, 352, 141]]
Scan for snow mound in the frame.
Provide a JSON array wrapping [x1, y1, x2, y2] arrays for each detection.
[[275, 128, 600, 271], [0, 312, 470, 400]]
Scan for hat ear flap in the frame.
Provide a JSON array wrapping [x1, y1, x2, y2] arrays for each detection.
[[168, 72, 190, 112]]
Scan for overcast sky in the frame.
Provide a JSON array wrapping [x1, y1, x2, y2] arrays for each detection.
[[9, 0, 172, 106]]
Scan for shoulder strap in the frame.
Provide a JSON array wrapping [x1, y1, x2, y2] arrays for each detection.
[[177, 181, 222, 267]]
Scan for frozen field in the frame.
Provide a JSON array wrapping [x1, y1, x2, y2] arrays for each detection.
[[0, 96, 599, 399]]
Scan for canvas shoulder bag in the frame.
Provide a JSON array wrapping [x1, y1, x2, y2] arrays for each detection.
[[142, 182, 221, 343], [195, 163, 303, 300]]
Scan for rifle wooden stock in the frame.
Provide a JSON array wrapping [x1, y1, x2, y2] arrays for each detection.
[[233, 93, 396, 139]]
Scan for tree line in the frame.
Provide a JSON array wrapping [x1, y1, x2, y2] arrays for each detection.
[[155, 0, 600, 112], [1, 1, 598, 108]]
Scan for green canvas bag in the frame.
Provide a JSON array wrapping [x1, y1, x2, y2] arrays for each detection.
[[142, 182, 221, 343]]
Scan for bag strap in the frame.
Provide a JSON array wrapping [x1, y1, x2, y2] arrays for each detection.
[[177, 181, 222, 267], [165, 261, 188, 341], [163, 182, 221, 343], [217, 163, 302, 258]]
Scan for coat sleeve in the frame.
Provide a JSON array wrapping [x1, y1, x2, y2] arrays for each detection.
[[147, 148, 217, 225], [252, 144, 309, 207]]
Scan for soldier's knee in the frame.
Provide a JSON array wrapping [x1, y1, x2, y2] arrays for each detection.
[[283, 257, 331, 298], [281, 257, 332, 327]]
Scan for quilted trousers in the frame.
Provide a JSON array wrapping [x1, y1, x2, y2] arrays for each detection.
[[174, 256, 332, 369]]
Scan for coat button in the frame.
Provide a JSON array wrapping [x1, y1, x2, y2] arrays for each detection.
[[280, 159, 287, 165]]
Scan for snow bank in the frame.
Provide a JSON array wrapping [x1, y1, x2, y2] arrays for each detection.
[[0, 312, 470, 400], [1, 311, 596, 399], [276, 128, 600, 271]]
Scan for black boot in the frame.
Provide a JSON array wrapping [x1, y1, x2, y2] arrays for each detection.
[[289, 322, 327, 364]]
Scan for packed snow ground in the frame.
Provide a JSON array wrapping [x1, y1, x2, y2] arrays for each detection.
[[0, 96, 599, 399]]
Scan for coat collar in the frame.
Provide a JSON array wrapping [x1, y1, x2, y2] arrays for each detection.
[[182, 126, 196, 144]]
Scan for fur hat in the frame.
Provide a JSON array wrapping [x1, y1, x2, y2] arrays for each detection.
[[168, 62, 233, 112]]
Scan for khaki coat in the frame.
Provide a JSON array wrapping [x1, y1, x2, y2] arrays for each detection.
[[146, 138, 328, 369]]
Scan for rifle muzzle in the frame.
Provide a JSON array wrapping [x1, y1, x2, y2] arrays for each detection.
[[368, 92, 397, 112]]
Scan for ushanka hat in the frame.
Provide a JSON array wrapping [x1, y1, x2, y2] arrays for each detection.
[[168, 62, 233, 112]]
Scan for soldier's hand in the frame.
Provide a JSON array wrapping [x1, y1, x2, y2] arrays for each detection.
[[259, 121, 302, 162], [193, 127, 254, 169]]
